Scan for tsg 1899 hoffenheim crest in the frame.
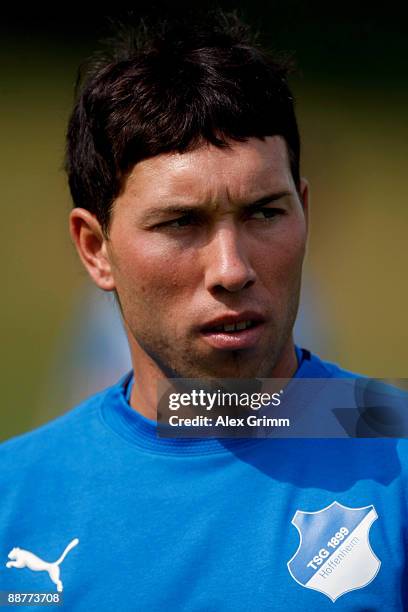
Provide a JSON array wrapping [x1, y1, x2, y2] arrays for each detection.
[[287, 501, 380, 602]]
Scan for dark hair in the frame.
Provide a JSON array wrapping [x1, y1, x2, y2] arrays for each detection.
[[66, 12, 300, 236]]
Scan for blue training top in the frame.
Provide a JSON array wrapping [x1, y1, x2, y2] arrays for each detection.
[[0, 349, 407, 610]]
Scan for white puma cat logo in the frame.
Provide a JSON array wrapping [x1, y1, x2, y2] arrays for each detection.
[[5, 538, 79, 592]]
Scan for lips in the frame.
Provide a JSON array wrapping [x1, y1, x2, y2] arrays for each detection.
[[201, 312, 266, 332], [212, 320, 256, 332], [199, 312, 266, 350]]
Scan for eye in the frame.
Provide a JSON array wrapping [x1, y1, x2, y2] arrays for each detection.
[[249, 207, 284, 220], [166, 214, 194, 227], [158, 212, 205, 230]]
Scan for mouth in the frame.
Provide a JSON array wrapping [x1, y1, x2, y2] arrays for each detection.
[[199, 313, 266, 350]]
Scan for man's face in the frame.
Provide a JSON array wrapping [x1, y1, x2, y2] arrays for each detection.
[[106, 136, 308, 378]]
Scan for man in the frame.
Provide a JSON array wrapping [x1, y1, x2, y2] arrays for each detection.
[[0, 13, 407, 610]]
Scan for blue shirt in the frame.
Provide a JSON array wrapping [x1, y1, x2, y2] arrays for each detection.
[[0, 349, 407, 610]]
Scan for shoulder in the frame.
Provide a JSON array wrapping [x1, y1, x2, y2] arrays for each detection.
[[0, 377, 126, 463], [300, 349, 408, 443], [297, 348, 362, 379]]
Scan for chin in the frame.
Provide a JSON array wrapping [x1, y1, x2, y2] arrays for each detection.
[[180, 350, 275, 380]]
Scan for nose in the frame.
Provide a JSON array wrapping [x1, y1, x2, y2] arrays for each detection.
[[204, 225, 256, 294]]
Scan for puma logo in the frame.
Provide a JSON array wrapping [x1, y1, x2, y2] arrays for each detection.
[[5, 538, 79, 592]]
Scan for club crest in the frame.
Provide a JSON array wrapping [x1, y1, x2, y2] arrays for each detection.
[[287, 501, 380, 602]]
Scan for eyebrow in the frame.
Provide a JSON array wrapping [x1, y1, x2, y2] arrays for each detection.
[[141, 191, 292, 223]]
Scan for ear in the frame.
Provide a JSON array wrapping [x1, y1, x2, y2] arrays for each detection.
[[299, 177, 309, 231], [69, 208, 115, 291]]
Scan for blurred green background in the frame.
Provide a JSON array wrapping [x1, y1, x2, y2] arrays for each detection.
[[1, 1, 407, 441]]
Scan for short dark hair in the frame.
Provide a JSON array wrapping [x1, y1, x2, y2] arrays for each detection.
[[66, 12, 300, 236]]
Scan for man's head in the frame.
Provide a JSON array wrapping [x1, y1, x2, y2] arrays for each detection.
[[66, 13, 301, 236], [68, 13, 308, 380]]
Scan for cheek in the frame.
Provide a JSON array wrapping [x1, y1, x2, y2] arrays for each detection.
[[112, 235, 198, 309], [257, 220, 307, 286]]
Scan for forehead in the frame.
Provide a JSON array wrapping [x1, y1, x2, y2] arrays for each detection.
[[119, 136, 294, 206]]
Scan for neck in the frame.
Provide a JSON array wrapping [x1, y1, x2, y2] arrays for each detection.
[[127, 334, 164, 421]]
